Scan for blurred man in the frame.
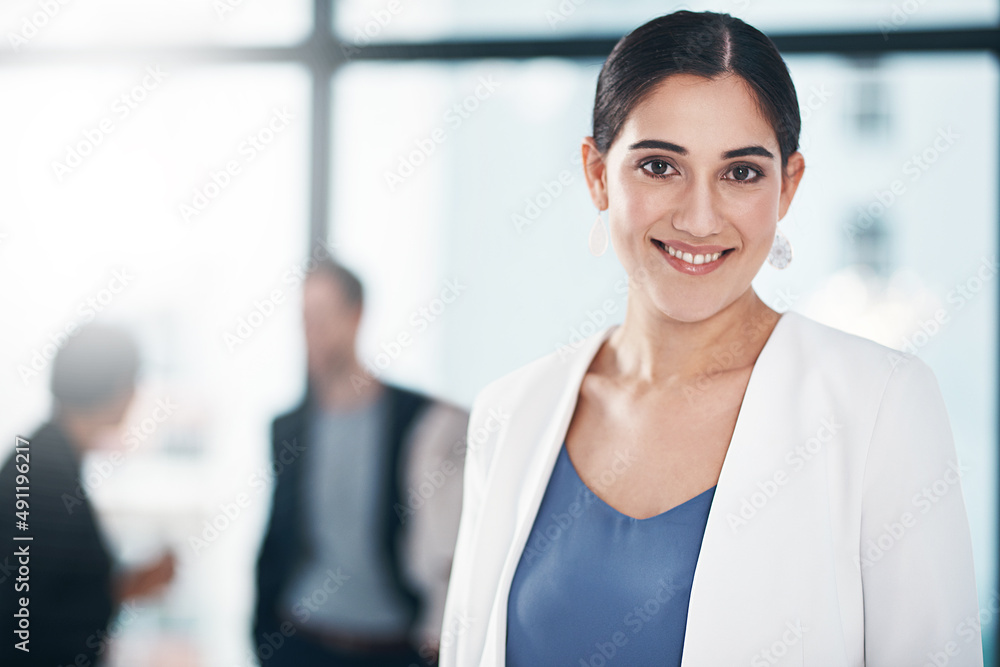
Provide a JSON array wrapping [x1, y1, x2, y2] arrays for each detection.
[[254, 254, 468, 666], [0, 324, 175, 666]]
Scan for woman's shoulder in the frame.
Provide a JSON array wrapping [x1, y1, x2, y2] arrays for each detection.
[[781, 309, 911, 360], [778, 309, 937, 390]]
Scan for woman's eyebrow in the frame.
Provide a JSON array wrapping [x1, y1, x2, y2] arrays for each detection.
[[628, 139, 686, 154], [722, 145, 774, 159], [627, 139, 775, 160]]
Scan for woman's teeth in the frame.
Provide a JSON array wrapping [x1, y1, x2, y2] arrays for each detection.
[[664, 244, 723, 265]]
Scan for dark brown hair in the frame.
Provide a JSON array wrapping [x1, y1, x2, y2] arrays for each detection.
[[306, 250, 364, 308], [593, 10, 800, 169]]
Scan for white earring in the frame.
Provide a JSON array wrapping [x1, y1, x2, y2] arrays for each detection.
[[589, 210, 609, 257], [767, 228, 792, 269]]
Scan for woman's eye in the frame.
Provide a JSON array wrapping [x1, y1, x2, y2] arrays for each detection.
[[728, 165, 760, 182], [642, 160, 672, 176]]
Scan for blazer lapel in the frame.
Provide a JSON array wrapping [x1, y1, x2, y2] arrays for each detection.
[[480, 311, 803, 666], [680, 310, 814, 665], [482, 323, 620, 665]]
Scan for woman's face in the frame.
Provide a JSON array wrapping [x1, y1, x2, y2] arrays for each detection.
[[583, 73, 805, 323]]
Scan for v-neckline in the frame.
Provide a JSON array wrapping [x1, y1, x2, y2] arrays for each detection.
[[559, 443, 716, 522], [492, 309, 798, 664], [559, 310, 793, 522]]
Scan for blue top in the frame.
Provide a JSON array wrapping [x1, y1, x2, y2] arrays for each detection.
[[506, 442, 716, 666]]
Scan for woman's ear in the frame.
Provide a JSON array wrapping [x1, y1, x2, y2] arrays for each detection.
[[778, 151, 805, 221], [582, 136, 609, 210]]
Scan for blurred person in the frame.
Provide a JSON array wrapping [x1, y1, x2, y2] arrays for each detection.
[[440, 10, 981, 667], [253, 253, 468, 667], [0, 324, 175, 666]]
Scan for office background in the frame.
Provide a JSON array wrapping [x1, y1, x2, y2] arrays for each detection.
[[0, 0, 996, 664]]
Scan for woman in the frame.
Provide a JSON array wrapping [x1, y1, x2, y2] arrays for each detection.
[[440, 10, 982, 667]]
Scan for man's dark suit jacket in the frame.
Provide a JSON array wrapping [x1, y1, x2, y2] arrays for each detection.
[[252, 382, 431, 661], [0, 420, 115, 666]]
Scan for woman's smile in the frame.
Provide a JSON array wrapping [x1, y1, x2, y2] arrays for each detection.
[[652, 239, 736, 275]]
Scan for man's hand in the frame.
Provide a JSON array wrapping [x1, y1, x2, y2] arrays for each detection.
[[114, 551, 176, 604]]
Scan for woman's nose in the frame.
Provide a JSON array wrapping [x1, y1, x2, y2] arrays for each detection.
[[671, 177, 724, 238]]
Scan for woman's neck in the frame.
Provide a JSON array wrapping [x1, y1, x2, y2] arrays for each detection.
[[603, 288, 781, 388]]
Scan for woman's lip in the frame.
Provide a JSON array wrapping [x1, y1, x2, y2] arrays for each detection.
[[657, 239, 731, 255], [653, 239, 731, 275]]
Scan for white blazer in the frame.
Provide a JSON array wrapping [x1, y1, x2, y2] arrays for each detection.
[[439, 309, 982, 666]]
